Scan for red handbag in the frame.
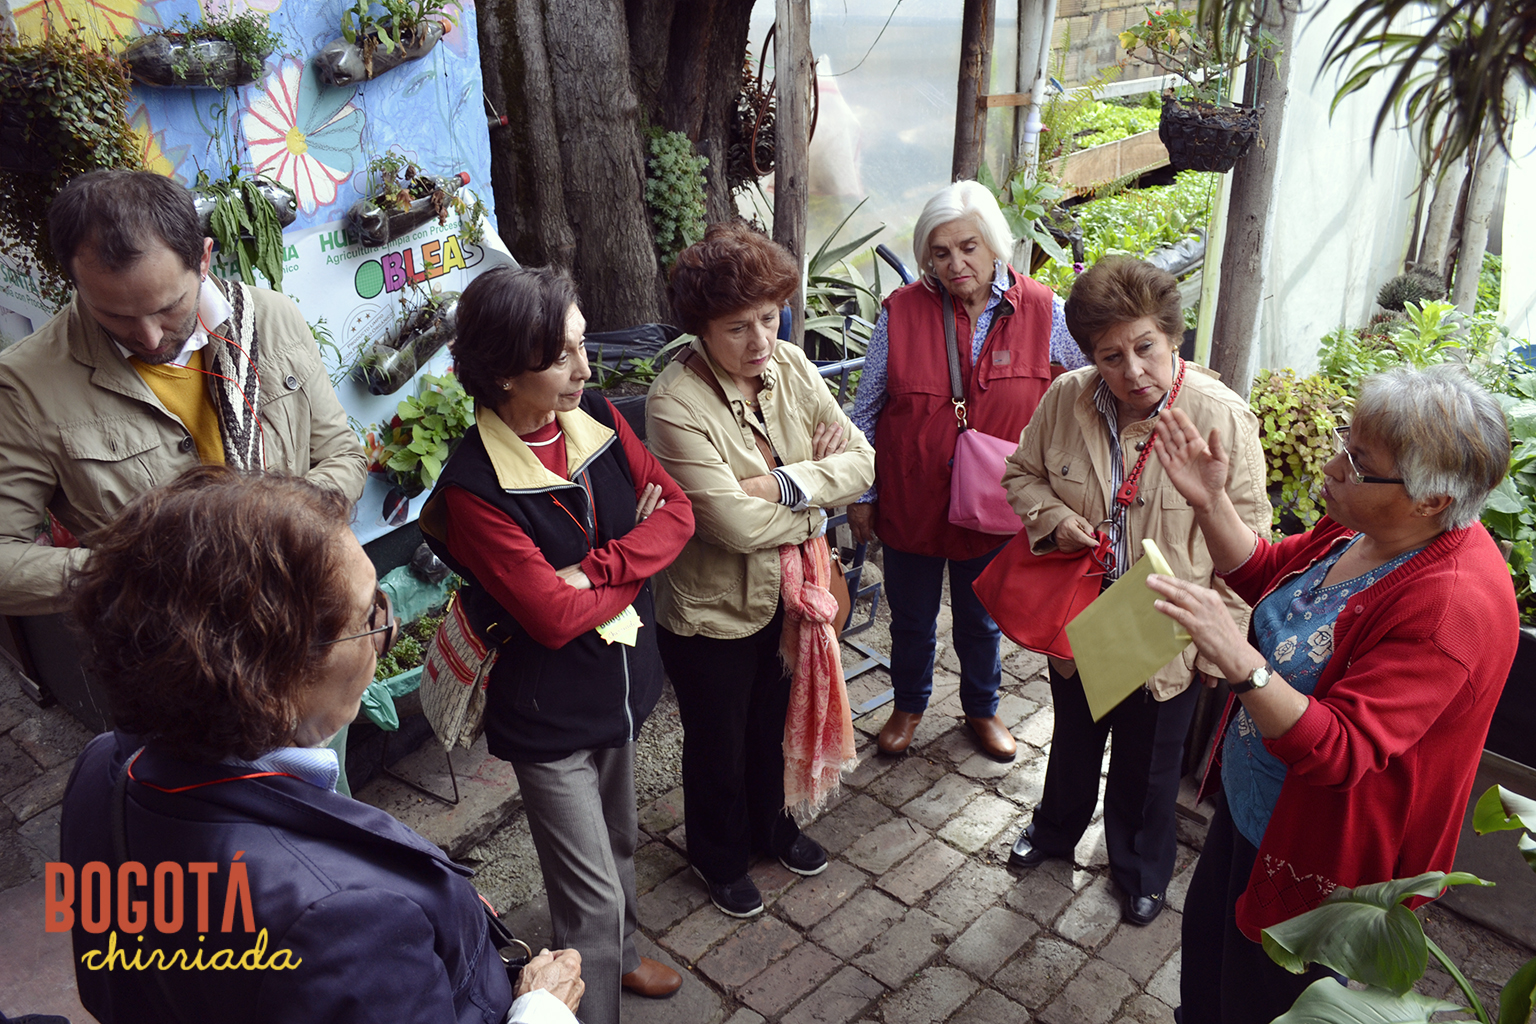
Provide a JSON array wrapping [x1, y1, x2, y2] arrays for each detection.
[[972, 531, 1112, 659], [973, 359, 1188, 658], [940, 289, 1024, 536]]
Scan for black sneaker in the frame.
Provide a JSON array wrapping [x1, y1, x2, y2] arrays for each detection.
[[691, 865, 764, 918], [777, 835, 828, 876]]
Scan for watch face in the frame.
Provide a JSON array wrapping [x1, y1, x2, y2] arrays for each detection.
[[1250, 666, 1270, 690]]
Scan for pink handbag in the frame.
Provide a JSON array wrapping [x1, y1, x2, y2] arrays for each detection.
[[941, 289, 1023, 536], [950, 427, 1022, 535]]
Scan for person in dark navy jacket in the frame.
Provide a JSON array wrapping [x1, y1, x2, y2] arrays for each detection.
[[60, 466, 584, 1024]]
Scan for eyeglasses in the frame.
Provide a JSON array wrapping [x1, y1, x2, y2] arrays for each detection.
[[318, 587, 398, 655], [1333, 426, 1404, 485]]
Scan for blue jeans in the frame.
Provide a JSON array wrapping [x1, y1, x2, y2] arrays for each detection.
[[884, 543, 1005, 717]]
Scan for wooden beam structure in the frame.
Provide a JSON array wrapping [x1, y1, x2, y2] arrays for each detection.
[[952, 0, 997, 182], [774, 0, 812, 345]]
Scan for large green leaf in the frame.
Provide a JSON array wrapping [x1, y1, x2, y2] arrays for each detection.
[[1270, 979, 1466, 1024], [1472, 785, 1536, 836], [1261, 873, 1491, 995], [1498, 956, 1536, 1024], [1485, 478, 1525, 516]]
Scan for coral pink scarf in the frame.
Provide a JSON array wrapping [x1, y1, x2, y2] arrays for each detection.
[[779, 534, 858, 818]]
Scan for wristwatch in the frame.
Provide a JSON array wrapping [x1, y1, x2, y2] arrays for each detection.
[[1230, 663, 1272, 695]]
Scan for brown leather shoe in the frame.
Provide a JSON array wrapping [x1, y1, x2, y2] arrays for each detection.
[[622, 956, 682, 998], [877, 709, 923, 755], [966, 715, 1017, 762]]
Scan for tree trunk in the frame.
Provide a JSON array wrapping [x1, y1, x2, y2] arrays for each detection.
[[477, 0, 756, 330], [643, 0, 757, 224], [1452, 109, 1510, 312], [1209, 0, 1296, 398], [952, 0, 997, 182], [774, 0, 811, 344], [1416, 157, 1469, 279]]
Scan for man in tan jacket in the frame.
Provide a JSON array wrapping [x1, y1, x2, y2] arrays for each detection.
[[0, 170, 367, 617]]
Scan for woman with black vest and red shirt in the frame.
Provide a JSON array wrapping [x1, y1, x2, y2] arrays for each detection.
[[849, 180, 1087, 762], [419, 266, 694, 1024]]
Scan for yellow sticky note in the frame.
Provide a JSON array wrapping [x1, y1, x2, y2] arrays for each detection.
[[1064, 538, 1193, 721], [595, 604, 642, 647]]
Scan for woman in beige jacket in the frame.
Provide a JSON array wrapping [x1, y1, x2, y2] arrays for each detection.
[[999, 256, 1269, 927], [646, 224, 876, 919]]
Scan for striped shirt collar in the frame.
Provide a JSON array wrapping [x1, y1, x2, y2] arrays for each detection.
[[227, 744, 342, 793]]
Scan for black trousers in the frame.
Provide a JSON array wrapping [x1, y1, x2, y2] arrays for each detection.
[[658, 605, 800, 883], [1180, 795, 1340, 1024], [1030, 662, 1199, 899]]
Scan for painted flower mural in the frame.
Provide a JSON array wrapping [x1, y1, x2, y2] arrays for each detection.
[[127, 104, 190, 182], [243, 58, 365, 216], [12, 0, 161, 43]]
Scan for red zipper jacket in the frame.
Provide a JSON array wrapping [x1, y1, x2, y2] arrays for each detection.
[[1212, 516, 1517, 939]]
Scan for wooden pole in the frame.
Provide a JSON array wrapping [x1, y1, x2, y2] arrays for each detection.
[[774, 0, 812, 346], [952, 0, 997, 182], [1208, 0, 1295, 397]]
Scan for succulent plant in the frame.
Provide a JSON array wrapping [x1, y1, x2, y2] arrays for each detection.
[[1376, 270, 1446, 312]]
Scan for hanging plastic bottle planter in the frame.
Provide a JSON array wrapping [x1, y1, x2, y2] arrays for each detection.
[[316, 17, 446, 86], [122, 35, 271, 88], [345, 170, 472, 248], [351, 294, 460, 397], [191, 176, 298, 238]]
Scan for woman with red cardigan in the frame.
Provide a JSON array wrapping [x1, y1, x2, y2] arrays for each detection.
[[1144, 365, 1517, 1024]]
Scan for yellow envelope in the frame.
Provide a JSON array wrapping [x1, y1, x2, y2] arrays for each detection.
[[1064, 538, 1193, 721], [595, 604, 642, 647]]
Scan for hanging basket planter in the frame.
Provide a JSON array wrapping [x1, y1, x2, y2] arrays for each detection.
[[1158, 93, 1263, 174], [345, 171, 471, 248], [315, 18, 445, 87], [352, 295, 460, 396], [121, 33, 272, 88]]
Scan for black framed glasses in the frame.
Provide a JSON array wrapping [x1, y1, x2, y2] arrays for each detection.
[[1333, 426, 1404, 485], [319, 587, 398, 655]]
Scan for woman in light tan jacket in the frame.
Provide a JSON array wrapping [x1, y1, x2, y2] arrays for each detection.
[[999, 256, 1269, 927], [646, 224, 875, 918]]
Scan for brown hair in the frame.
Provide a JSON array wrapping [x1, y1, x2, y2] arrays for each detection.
[[453, 264, 580, 408], [1063, 255, 1183, 358], [71, 466, 355, 763], [668, 222, 798, 335], [50, 169, 206, 278]]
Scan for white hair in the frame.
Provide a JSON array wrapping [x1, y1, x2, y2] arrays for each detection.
[[911, 180, 1014, 285], [1352, 364, 1510, 531]]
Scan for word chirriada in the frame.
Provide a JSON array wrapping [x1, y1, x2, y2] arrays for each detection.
[[45, 854, 301, 972]]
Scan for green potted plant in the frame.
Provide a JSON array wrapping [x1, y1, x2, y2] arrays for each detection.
[[1118, 5, 1279, 172], [365, 369, 475, 504], [192, 166, 297, 290], [317, 0, 459, 86], [1260, 784, 1536, 1023], [0, 21, 143, 304], [346, 152, 484, 249], [120, 12, 281, 89]]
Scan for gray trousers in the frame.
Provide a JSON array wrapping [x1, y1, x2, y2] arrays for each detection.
[[511, 743, 641, 1024]]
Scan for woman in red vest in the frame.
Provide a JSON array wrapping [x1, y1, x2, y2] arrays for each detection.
[[848, 180, 1086, 762]]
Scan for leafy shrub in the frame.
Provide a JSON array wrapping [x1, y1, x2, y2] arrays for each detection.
[[1035, 170, 1217, 292], [366, 371, 474, 496], [1250, 369, 1347, 532]]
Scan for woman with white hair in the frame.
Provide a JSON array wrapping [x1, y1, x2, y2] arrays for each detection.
[[1146, 364, 1517, 1024], [848, 180, 1087, 761]]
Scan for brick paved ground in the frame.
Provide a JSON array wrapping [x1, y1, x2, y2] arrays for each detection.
[[1, 582, 1532, 1021]]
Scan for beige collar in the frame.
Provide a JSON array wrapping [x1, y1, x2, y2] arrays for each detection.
[[476, 402, 616, 492]]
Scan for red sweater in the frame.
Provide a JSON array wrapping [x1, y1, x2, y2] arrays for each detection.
[[443, 402, 693, 650], [1219, 517, 1517, 938]]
